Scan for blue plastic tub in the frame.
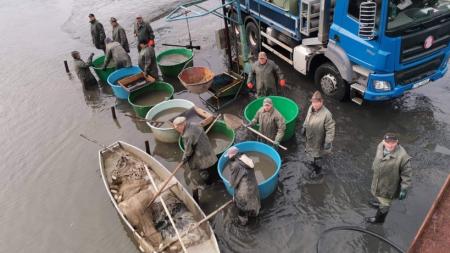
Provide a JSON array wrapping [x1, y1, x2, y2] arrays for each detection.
[[217, 141, 282, 199], [106, 66, 142, 99]]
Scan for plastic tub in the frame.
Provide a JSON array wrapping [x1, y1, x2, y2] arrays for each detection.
[[145, 99, 195, 143], [244, 96, 300, 141], [178, 120, 235, 157], [107, 66, 142, 99], [217, 141, 282, 199], [91, 55, 116, 82], [128, 81, 174, 118], [156, 48, 194, 77]]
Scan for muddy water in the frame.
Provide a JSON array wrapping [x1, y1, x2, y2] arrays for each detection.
[[2, 0, 450, 252], [158, 54, 190, 66], [132, 90, 170, 106], [152, 107, 187, 128], [207, 131, 232, 154], [222, 152, 277, 183]]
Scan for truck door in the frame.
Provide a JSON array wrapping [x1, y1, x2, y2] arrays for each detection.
[[329, 0, 383, 71]]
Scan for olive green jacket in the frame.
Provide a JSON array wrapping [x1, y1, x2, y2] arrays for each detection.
[[90, 20, 106, 49], [104, 42, 132, 69], [134, 21, 155, 44], [181, 123, 217, 170], [303, 105, 335, 157], [250, 107, 286, 143], [138, 46, 159, 79], [112, 25, 129, 53], [371, 142, 412, 199], [246, 59, 284, 96], [73, 56, 97, 87]]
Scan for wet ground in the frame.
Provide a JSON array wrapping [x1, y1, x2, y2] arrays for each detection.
[[1, 0, 450, 252]]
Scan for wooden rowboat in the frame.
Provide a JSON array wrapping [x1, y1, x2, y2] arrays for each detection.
[[99, 141, 220, 253], [408, 174, 450, 253]]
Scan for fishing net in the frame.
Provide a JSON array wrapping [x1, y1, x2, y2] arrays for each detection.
[[108, 150, 208, 252]]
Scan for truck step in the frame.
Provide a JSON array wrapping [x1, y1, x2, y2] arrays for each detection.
[[352, 65, 372, 78], [351, 97, 363, 106], [350, 83, 366, 93]]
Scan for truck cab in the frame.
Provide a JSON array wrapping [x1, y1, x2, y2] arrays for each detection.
[[231, 0, 450, 104]]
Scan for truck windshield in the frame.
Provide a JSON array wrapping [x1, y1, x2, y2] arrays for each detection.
[[387, 0, 450, 32]]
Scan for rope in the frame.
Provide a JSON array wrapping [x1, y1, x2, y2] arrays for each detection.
[[316, 226, 405, 253]]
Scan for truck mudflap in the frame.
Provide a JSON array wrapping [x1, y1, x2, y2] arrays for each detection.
[[362, 60, 449, 102]]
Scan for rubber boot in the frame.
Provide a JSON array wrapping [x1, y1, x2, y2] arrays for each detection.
[[192, 189, 200, 204], [309, 164, 323, 179], [365, 208, 388, 224]]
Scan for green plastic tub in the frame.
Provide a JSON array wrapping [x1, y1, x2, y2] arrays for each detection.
[[156, 48, 194, 77], [244, 96, 300, 141], [92, 55, 116, 82], [128, 81, 174, 118], [179, 120, 235, 157]]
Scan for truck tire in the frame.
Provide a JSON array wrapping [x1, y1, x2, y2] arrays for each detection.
[[314, 63, 348, 101], [245, 21, 260, 54], [229, 11, 240, 38]]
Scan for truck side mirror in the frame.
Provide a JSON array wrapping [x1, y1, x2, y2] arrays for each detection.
[[358, 0, 377, 40]]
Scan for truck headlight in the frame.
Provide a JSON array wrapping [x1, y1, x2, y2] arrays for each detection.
[[373, 80, 391, 91]]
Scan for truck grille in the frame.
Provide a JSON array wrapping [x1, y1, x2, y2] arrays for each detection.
[[400, 18, 450, 63], [395, 56, 443, 86]]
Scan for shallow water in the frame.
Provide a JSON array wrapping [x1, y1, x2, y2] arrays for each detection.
[[159, 54, 190, 66], [132, 90, 170, 106], [222, 152, 277, 183], [207, 131, 232, 154], [1, 0, 450, 252]]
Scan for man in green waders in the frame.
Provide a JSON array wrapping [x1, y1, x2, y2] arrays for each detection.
[[366, 133, 412, 224], [246, 97, 286, 148], [173, 117, 217, 204], [246, 52, 286, 97], [301, 91, 335, 179]]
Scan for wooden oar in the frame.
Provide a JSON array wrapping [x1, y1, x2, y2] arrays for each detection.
[[223, 113, 288, 151], [205, 114, 221, 134], [158, 199, 234, 252], [146, 161, 186, 208], [124, 113, 165, 128], [144, 165, 188, 253]]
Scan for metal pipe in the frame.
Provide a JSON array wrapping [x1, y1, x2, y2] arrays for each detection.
[[64, 60, 70, 73], [221, 0, 234, 71], [318, 0, 331, 44], [145, 140, 150, 155], [111, 106, 117, 119]]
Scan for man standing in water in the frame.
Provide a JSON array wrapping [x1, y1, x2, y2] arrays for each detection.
[[138, 40, 159, 83], [71, 51, 97, 88], [103, 38, 132, 69], [173, 117, 217, 204], [226, 147, 261, 226], [89, 14, 106, 52], [134, 15, 155, 52], [110, 17, 130, 53], [246, 98, 286, 148], [302, 91, 335, 178], [366, 133, 412, 224], [246, 52, 285, 97]]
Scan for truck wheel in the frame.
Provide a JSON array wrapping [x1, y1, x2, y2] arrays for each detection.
[[229, 12, 240, 38], [314, 63, 348, 101], [245, 21, 260, 54]]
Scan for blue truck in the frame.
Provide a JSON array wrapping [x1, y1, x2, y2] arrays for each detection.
[[228, 0, 450, 104]]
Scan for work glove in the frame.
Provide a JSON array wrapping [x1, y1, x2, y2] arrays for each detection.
[[148, 39, 155, 47], [399, 189, 407, 200], [247, 82, 254, 89], [273, 141, 280, 147], [243, 123, 251, 128], [279, 79, 286, 87], [323, 142, 332, 150], [300, 127, 306, 136]]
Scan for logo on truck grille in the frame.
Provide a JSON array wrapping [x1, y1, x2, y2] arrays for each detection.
[[424, 36, 434, 49]]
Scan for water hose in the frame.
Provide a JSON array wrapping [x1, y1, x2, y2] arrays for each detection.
[[316, 226, 405, 253]]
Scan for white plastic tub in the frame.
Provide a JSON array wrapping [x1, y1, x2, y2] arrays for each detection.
[[145, 99, 195, 143]]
